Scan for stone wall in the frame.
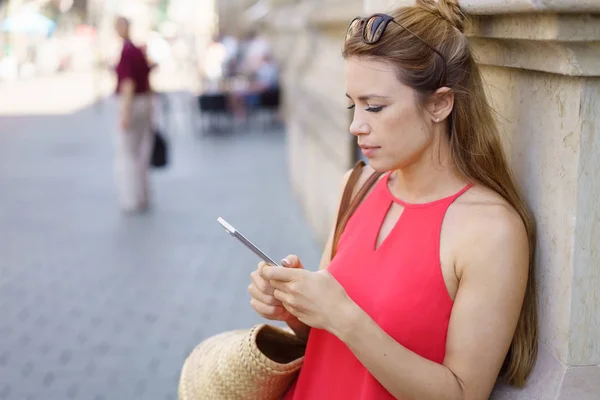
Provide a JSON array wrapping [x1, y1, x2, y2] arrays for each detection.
[[452, 6, 600, 400]]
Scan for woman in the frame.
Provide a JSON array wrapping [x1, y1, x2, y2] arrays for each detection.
[[248, 1, 538, 399], [114, 16, 153, 213]]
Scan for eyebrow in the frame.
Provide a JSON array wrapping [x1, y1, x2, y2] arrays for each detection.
[[345, 93, 391, 101]]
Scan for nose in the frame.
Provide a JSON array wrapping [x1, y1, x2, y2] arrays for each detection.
[[349, 115, 370, 137]]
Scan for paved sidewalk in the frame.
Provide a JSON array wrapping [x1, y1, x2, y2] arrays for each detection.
[[0, 71, 114, 117], [0, 92, 321, 400]]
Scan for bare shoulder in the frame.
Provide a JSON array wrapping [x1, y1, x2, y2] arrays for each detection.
[[455, 185, 525, 228], [449, 185, 529, 277]]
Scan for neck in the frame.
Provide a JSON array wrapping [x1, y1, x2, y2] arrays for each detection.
[[390, 127, 465, 203]]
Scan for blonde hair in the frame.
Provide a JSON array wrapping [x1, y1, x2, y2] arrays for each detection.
[[343, 0, 538, 387]]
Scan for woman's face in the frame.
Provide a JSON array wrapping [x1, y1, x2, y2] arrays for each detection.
[[344, 56, 433, 172]]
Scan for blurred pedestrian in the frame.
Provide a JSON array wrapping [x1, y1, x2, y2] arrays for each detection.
[[229, 53, 279, 123], [113, 16, 153, 213], [202, 35, 227, 92], [238, 31, 270, 78]]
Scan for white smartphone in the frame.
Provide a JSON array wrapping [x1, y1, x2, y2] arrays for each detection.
[[217, 217, 279, 266]]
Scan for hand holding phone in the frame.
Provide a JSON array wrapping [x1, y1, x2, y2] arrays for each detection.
[[217, 217, 279, 266]]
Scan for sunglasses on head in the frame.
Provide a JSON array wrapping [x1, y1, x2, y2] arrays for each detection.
[[345, 13, 446, 67]]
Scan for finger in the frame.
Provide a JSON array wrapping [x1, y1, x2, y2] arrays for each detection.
[[250, 270, 274, 295], [262, 265, 300, 282], [248, 283, 280, 306], [257, 261, 269, 272], [281, 254, 303, 269], [273, 288, 294, 306], [257, 262, 269, 278], [250, 298, 278, 317], [258, 263, 277, 282], [250, 298, 287, 319], [269, 279, 289, 293]]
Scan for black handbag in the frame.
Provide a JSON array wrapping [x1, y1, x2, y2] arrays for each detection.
[[151, 129, 168, 168]]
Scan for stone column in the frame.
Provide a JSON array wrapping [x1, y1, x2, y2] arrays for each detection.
[[264, 0, 364, 244], [365, 1, 600, 399], [215, 0, 258, 35]]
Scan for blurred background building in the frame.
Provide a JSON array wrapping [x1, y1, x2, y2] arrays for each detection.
[[215, 0, 258, 35], [0, 0, 215, 88]]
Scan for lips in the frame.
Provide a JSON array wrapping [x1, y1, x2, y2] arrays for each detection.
[[359, 144, 380, 158]]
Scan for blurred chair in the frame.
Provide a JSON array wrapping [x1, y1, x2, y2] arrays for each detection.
[[196, 93, 232, 135], [249, 87, 282, 130]]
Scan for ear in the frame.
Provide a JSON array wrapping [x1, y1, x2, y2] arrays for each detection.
[[426, 87, 454, 123]]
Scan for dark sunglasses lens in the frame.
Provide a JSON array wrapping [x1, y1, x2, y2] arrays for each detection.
[[364, 16, 386, 43], [346, 18, 361, 41]]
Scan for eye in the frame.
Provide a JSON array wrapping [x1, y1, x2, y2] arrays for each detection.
[[366, 106, 383, 113], [347, 104, 355, 110]]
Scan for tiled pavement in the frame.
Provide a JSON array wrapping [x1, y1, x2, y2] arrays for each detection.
[[0, 92, 321, 400]]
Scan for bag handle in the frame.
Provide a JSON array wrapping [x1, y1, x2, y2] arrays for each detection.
[[330, 161, 383, 260]]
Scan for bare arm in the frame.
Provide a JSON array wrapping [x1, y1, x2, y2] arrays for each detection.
[[334, 207, 529, 400]]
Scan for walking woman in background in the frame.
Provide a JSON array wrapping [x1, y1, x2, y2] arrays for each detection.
[[114, 17, 153, 213], [248, 0, 538, 399]]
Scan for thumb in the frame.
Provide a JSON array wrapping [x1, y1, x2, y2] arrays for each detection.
[[281, 254, 303, 269]]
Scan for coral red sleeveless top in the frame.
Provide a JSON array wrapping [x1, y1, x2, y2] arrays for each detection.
[[283, 172, 472, 400]]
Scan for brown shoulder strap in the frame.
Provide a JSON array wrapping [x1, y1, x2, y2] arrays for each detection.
[[330, 161, 383, 260]]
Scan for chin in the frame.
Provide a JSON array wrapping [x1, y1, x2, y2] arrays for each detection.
[[364, 158, 393, 173]]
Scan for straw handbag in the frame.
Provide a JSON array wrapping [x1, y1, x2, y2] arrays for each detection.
[[179, 324, 306, 400], [178, 161, 381, 400]]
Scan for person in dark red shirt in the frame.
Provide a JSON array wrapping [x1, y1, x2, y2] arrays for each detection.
[[113, 16, 154, 213]]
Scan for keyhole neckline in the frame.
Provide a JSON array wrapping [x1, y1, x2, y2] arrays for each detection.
[[383, 172, 473, 208]]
